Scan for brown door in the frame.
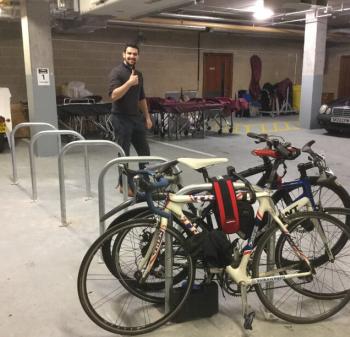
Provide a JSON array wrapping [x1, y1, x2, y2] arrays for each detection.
[[338, 55, 350, 98], [203, 53, 233, 98]]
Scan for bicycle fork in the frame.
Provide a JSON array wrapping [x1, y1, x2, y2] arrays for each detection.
[[137, 217, 168, 282]]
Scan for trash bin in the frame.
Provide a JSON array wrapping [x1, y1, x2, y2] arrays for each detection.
[[0, 87, 12, 131]]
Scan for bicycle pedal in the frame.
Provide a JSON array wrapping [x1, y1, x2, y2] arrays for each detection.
[[243, 311, 255, 330]]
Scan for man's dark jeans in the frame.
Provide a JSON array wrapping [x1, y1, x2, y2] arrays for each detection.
[[112, 114, 150, 189]]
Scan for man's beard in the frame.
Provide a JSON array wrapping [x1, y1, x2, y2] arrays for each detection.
[[124, 59, 136, 68]]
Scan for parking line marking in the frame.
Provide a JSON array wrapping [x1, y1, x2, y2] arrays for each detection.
[[260, 124, 268, 133], [149, 139, 216, 157], [272, 122, 279, 132], [243, 124, 252, 133]]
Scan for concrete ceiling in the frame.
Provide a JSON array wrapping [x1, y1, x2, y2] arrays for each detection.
[[1, 1, 350, 40], [72, 0, 350, 40], [79, 0, 350, 28]]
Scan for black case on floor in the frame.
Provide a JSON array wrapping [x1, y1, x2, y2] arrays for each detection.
[[170, 282, 219, 323]]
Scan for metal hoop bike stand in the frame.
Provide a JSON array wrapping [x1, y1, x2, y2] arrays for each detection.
[[97, 155, 182, 236], [30, 130, 86, 200], [58, 140, 125, 226], [10, 122, 57, 184]]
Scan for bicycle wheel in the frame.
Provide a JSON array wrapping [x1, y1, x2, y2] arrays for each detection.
[[273, 177, 350, 255], [78, 218, 195, 335], [102, 206, 208, 303], [110, 216, 199, 303], [252, 211, 350, 324], [275, 211, 350, 299], [102, 206, 151, 274]]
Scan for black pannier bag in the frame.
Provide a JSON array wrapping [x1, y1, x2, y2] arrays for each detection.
[[212, 176, 255, 239], [186, 229, 233, 268]]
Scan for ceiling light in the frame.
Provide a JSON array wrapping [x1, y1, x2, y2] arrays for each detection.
[[253, 0, 274, 21], [253, 7, 274, 20]]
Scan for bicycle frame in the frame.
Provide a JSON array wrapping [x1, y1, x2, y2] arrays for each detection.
[[137, 183, 316, 286], [279, 177, 319, 210]]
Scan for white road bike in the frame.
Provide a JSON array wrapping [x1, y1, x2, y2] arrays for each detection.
[[77, 158, 350, 335]]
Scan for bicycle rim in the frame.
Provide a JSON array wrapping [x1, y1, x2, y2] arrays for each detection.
[[253, 211, 350, 324], [77, 219, 195, 335]]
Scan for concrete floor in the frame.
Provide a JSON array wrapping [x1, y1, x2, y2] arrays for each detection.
[[1, 115, 350, 337]]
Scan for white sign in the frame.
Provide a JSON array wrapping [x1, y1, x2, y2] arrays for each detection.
[[37, 68, 50, 86]]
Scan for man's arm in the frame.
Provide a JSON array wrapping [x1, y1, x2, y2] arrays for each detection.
[[110, 70, 139, 101], [138, 98, 153, 129]]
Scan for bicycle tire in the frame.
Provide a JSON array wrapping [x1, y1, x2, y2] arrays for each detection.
[[104, 208, 207, 302], [78, 218, 195, 335], [273, 177, 350, 257], [252, 211, 350, 324], [101, 206, 153, 275], [274, 211, 350, 300]]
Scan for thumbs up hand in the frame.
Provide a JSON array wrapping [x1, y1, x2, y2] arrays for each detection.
[[128, 69, 139, 86]]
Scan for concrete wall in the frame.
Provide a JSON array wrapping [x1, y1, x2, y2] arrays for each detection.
[[0, 23, 26, 102], [0, 21, 347, 104]]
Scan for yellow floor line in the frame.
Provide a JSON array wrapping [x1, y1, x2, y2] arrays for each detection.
[[233, 123, 241, 133], [272, 122, 279, 132], [284, 122, 291, 130], [260, 123, 268, 133], [227, 121, 300, 134], [242, 124, 252, 133]]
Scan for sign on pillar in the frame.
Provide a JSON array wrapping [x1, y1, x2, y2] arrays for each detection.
[[37, 68, 50, 86]]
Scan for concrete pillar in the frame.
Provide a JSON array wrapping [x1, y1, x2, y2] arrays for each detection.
[[300, 10, 327, 129], [20, 0, 58, 156]]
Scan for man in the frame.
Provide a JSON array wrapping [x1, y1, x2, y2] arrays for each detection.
[[109, 43, 153, 196]]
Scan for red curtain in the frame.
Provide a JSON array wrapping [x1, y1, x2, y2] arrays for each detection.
[[249, 55, 262, 100]]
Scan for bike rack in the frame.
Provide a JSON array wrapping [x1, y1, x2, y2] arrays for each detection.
[[59, 140, 125, 226], [30, 130, 86, 200], [10, 122, 57, 184], [97, 155, 181, 236], [97, 155, 180, 314]]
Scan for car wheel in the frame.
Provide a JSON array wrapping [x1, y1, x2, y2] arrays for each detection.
[[326, 128, 338, 135]]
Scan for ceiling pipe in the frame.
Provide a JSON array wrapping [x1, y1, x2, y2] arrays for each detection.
[[139, 17, 304, 36], [157, 12, 250, 24], [107, 19, 207, 31], [165, 9, 302, 28], [178, 8, 252, 18]]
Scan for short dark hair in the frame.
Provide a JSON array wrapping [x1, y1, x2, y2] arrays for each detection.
[[124, 43, 139, 53]]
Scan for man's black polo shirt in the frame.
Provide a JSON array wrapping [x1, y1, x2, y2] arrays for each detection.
[[108, 62, 145, 117]]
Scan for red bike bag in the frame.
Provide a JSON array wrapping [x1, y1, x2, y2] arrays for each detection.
[[212, 176, 240, 234]]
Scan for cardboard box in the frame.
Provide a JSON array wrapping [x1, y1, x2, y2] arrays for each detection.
[[11, 103, 30, 138]]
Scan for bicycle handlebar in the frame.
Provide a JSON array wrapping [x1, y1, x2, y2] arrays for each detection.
[[300, 140, 331, 175], [247, 132, 268, 143], [247, 132, 300, 160], [138, 175, 177, 193]]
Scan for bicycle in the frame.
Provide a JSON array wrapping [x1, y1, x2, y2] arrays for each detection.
[[100, 135, 350, 301], [78, 163, 350, 335], [102, 132, 350, 235], [242, 133, 350, 212]]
